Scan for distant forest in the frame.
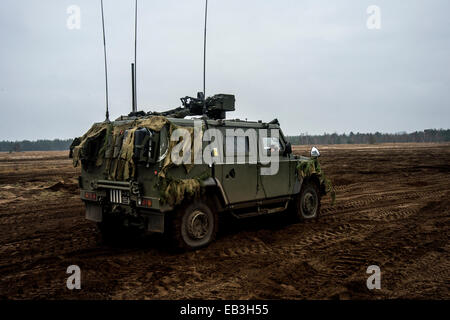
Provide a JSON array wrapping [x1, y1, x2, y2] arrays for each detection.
[[286, 129, 450, 145], [0, 139, 73, 152], [0, 129, 449, 152]]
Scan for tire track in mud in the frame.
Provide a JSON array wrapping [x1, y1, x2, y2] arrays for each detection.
[[383, 249, 450, 299], [143, 223, 377, 298], [157, 167, 449, 299], [0, 202, 82, 223], [1, 145, 449, 299], [321, 189, 447, 215], [362, 207, 419, 222], [0, 201, 85, 249], [0, 230, 96, 270], [110, 205, 386, 297]]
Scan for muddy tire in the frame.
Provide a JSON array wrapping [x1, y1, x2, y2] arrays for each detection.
[[170, 199, 218, 250], [293, 180, 321, 221]]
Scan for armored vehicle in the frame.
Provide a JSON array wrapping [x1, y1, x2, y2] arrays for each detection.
[[70, 93, 334, 249]]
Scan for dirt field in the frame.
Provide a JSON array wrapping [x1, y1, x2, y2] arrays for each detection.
[[0, 143, 449, 300]]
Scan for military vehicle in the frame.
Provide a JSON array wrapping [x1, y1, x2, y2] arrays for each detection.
[[71, 1, 334, 249], [70, 93, 334, 250]]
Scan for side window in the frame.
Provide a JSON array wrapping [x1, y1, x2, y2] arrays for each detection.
[[236, 136, 249, 155], [225, 136, 234, 155], [262, 136, 280, 153], [225, 136, 250, 155]]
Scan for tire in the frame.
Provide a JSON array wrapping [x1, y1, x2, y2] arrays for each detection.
[[293, 180, 321, 221], [170, 199, 218, 250]]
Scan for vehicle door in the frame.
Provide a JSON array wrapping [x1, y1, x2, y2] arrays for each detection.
[[219, 129, 259, 204], [257, 129, 292, 199]]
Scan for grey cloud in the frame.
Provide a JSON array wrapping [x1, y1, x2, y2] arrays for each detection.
[[0, 0, 449, 140]]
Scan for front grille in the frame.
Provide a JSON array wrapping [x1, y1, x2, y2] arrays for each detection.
[[110, 189, 122, 204], [109, 189, 130, 204]]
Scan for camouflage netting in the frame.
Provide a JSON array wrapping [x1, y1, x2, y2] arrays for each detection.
[[157, 121, 203, 179], [296, 158, 336, 205], [157, 124, 206, 206], [158, 171, 210, 206], [72, 116, 170, 180], [71, 116, 206, 207]]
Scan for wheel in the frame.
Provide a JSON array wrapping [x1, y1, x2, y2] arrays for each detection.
[[293, 180, 321, 221], [170, 199, 218, 250]]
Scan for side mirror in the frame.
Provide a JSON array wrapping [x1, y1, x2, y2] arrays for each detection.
[[310, 146, 320, 157], [284, 142, 292, 156]]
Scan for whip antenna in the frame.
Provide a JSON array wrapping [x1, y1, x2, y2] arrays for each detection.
[[132, 0, 138, 113], [100, 0, 110, 121], [202, 0, 208, 114]]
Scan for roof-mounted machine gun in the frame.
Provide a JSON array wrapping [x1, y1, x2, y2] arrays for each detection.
[[144, 93, 235, 120]]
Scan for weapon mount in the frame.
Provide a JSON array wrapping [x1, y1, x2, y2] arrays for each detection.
[[129, 93, 235, 120]]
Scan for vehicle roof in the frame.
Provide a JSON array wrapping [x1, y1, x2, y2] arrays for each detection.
[[112, 115, 281, 129]]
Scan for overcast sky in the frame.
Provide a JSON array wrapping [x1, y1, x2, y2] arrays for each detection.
[[0, 0, 449, 140]]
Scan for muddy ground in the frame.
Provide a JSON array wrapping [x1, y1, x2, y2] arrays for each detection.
[[0, 143, 449, 299]]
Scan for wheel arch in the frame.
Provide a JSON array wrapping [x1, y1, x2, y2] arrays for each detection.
[[302, 174, 325, 195], [293, 174, 322, 196], [201, 177, 228, 212]]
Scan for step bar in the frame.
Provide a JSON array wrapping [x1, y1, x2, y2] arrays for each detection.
[[231, 200, 290, 219]]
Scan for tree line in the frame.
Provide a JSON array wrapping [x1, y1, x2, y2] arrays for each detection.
[[0, 139, 73, 152], [285, 129, 450, 145], [0, 129, 449, 152]]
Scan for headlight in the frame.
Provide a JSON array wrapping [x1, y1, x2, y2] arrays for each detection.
[[311, 146, 320, 157]]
